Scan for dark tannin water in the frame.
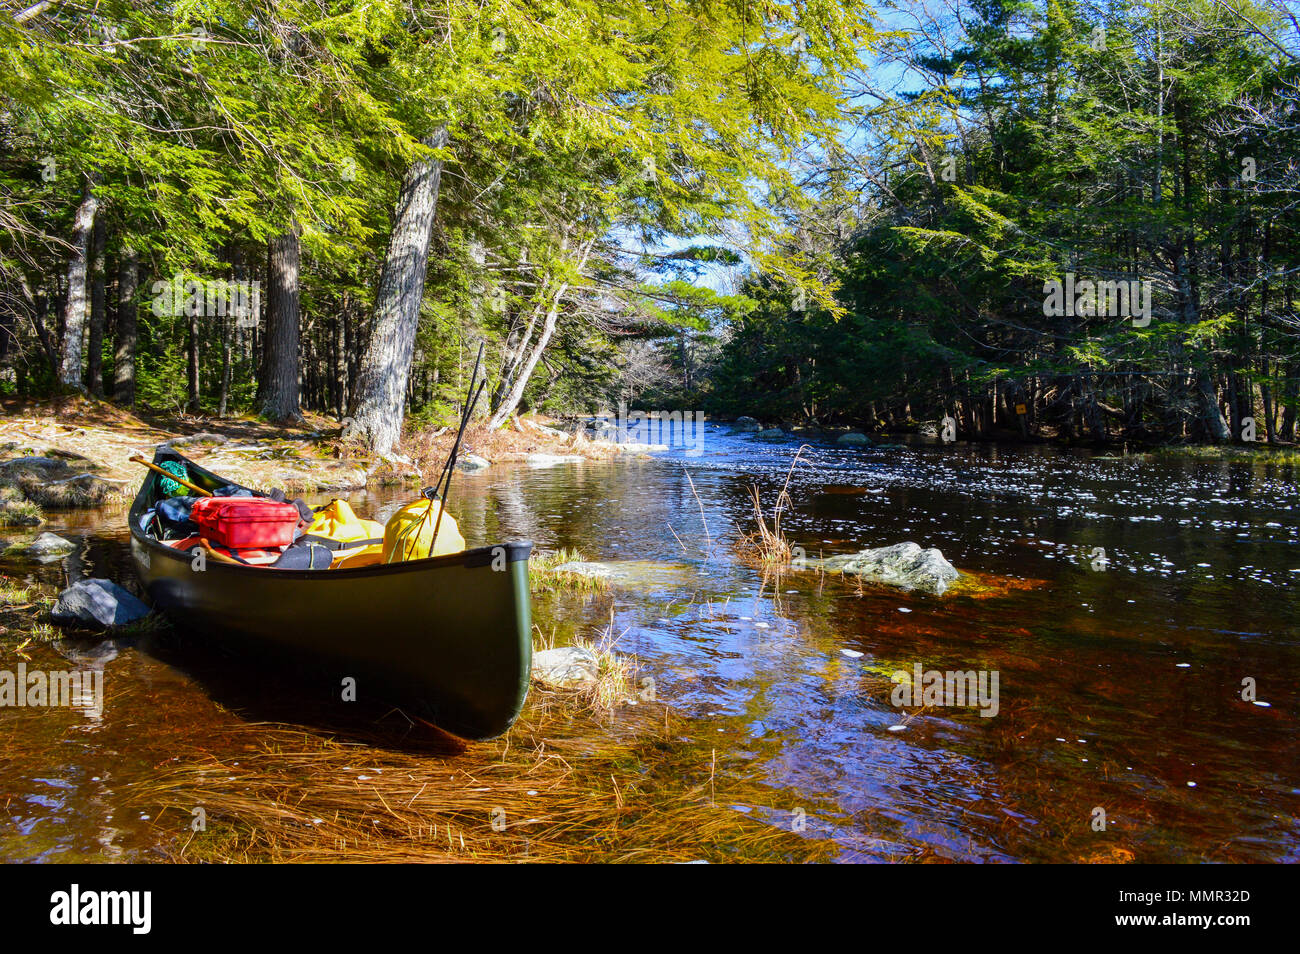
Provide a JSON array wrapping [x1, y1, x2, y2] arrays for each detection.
[[2, 425, 1297, 861]]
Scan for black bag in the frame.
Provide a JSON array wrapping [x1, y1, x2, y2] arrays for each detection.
[[270, 540, 333, 570], [151, 495, 199, 540]]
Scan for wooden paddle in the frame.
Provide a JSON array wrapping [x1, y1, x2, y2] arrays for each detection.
[[129, 455, 214, 497]]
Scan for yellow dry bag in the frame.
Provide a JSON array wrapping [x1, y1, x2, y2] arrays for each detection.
[[383, 497, 466, 562], [304, 498, 386, 567]]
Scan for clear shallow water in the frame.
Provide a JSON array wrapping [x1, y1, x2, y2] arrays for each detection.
[[2, 425, 1298, 861]]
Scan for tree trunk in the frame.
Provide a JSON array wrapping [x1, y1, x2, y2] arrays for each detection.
[[87, 213, 106, 395], [114, 248, 138, 404], [343, 127, 449, 454], [1197, 370, 1231, 442], [218, 310, 232, 417], [32, 284, 58, 373], [187, 301, 201, 412], [486, 238, 593, 430], [258, 227, 302, 421], [58, 186, 100, 389]]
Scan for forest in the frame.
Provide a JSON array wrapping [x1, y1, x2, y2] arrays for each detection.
[[2, 0, 1298, 449]]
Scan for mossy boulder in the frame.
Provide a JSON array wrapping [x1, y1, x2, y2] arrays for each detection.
[[804, 542, 960, 595]]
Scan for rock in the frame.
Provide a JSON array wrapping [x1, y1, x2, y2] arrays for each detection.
[[458, 454, 491, 472], [7, 531, 77, 561], [614, 442, 669, 453], [808, 542, 960, 595], [525, 453, 585, 467], [532, 646, 599, 689], [313, 466, 370, 491], [45, 472, 128, 497], [0, 457, 125, 508], [756, 427, 785, 439], [0, 457, 69, 479], [836, 432, 871, 446], [521, 419, 569, 440], [731, 416, 762, 433], [51, 579, 152, 629], [160, 432, 229, 449], [550, 561, 615, 578]]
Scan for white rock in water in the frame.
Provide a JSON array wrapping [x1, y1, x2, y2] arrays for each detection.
[[809, 542, 960, 595], [836, 432, 871, 446], [458, 454, 491, 472], [614, 442, 669, 453], [532, 646, 599, 689], [525, 453, 585, 467]]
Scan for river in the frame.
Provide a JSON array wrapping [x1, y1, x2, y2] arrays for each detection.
[[2, 424, 1297, 862]]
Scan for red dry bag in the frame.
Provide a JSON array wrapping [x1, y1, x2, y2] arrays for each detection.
[[190, 496, 302, 549]]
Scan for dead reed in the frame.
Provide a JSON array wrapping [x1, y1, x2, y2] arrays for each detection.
[[127, 697, 830, 864], [737, 444, 811, 572]]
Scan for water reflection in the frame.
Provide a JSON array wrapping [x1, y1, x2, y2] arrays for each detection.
[[2, 424, 1298, 861]]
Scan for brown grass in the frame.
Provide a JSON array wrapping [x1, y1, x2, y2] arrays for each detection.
[[127, 699, 830, 863], [737, 445, 811, 572]]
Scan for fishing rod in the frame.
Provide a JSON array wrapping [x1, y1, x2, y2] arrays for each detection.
[[425, 341, 485, 503], [425, 341, 487, 558]]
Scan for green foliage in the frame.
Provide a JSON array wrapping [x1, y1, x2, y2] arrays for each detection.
[[695, 0, 1300, 442]]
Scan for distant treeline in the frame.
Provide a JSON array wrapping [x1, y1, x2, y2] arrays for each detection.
[[684, 0, 1300, 444]]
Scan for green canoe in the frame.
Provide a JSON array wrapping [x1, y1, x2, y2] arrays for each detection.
[[128, 447, 532, 740]]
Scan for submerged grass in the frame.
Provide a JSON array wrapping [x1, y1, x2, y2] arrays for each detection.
[[113, 593, 826, 863], [128, 698, 830, 863]]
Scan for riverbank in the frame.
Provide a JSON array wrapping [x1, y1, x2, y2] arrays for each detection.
[[0, 397, 654, 518]]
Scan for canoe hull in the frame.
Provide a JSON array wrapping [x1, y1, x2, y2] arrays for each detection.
[[129, 451, 532, 740]]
